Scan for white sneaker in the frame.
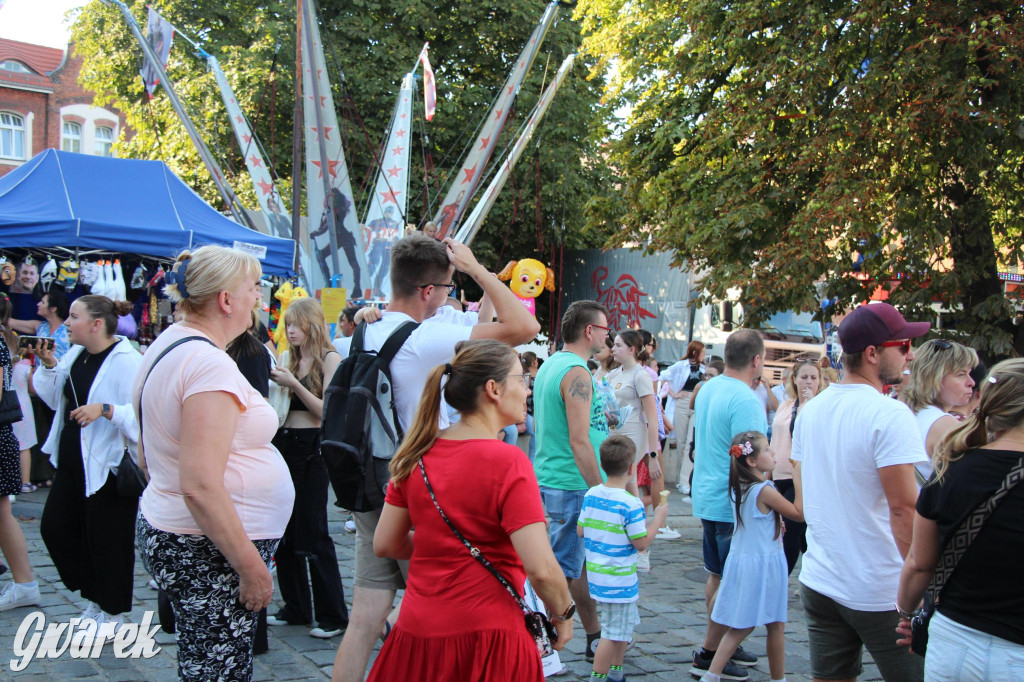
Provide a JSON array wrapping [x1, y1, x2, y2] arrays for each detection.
[[0, 581, 41, 611], [656, 526, 681, 540], [677, 483, 691, 495], [636, 551, 651, 573], [344, 519, 356, 533], [310, 626, 344, 638], [80, 601, 102, 621], [147, 579, 159, 590]]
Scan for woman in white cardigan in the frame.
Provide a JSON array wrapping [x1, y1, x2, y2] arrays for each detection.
[[31, 295, 142, 630]]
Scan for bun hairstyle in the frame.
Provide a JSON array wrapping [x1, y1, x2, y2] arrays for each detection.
[[727, 431, 780, 539], [932, 358, 1024, 483], [616, 329, 649, 365], [164, 245, 261, 316], [74, 295, 134, 337], [389, 339, 519, 484]]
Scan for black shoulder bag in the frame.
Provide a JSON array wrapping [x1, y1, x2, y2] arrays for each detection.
[[418, 458, 557, 656], [0, 355, 22, 426], [910, 456, 1024, 655]]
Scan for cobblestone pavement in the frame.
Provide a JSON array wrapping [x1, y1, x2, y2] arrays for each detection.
[[1, 488, 885, 681]]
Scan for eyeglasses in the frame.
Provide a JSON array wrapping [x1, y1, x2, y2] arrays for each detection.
[[588, 323, 611, 334], [506, 373, 531, 387], [879, 339, 911, 354], [418, 281, 457, 294], [933, 340, 952, 350]]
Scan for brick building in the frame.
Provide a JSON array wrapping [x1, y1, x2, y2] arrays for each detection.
[[0, 38, 125, 177]]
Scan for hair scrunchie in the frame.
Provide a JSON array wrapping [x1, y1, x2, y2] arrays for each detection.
[[164, 259, 191, 299], [443, 362, 452, 376]]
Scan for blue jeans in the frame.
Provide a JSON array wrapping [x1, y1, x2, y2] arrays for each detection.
[[525, 414, 536, 463], [539, 486, 587, 579]]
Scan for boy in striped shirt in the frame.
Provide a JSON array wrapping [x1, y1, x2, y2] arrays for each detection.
[[577, 435, 669, 681]]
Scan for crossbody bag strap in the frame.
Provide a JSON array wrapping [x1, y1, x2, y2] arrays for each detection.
[[418, 458, 531, 615], [138, 336, 218, 452], [926, 456, 1024, 603], [788, 397, 800, 439]]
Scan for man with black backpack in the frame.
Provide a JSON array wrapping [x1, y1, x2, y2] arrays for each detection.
[[330, 232, 539, 682]]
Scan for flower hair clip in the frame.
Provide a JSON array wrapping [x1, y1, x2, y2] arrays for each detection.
[[729, 441, 754, 458]]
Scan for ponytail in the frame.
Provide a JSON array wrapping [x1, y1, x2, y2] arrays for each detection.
[[389, 364, 446, 484]]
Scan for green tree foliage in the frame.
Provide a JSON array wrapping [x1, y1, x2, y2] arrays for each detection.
[[71, 0, 616, 331], [576, 0, 1024, 356]]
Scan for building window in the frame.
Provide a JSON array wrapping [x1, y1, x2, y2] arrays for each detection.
[[62, 121, 82, 153], [0, 112, 26, 159], [0, 60, 33, 74], [95, 126, 114, 157]]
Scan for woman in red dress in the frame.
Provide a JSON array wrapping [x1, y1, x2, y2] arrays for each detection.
[[369, 339, 574, 681]]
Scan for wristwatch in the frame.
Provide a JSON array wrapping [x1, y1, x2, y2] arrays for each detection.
[[894, 602, 916, 620], [551, 601, 576, 624], [648, 451, 659, 458], [102, 404, 112, 419]]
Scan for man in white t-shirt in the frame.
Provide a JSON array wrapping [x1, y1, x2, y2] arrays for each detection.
[[331, 233, 539, 682], [792, 303, 929, 682], [331, 306, 360, 358]]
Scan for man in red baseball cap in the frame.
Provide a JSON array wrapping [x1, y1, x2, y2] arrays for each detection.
[[790, 302, 929, 681]]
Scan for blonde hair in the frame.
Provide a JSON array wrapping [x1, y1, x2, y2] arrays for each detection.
[[900, 340, 978, 413], [390, 340, 519, 484], [164, 245, 261, 316], [283, 298, 334, 399], [785, 360, 822, 404], [932, 358, 1024, 482]]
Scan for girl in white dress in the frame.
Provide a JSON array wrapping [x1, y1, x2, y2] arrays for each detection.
[[701, 432, 804, 682]]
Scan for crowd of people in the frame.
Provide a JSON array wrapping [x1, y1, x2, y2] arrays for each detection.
[[0, 235, 1022, 682]]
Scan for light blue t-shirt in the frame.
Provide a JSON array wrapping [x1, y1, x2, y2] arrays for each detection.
[[692, 375, 768, 523]]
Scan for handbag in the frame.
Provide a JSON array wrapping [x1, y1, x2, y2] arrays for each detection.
[[267, 350, 290, 428], [0, 361, 23, 426], [116, 446, 147, 498], [418, 459, 558, 656], [910, 456, 1024, 656]]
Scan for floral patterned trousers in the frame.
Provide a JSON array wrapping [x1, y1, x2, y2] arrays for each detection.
[[137, 514, 279, 682]]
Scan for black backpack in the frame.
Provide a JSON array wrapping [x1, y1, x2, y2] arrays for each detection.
[[321, 320, 419, 512]]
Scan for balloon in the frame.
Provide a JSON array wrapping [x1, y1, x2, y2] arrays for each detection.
[[496, 258, 556, 317]]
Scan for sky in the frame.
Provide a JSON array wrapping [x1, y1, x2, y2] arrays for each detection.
[[0, 0, 89, 49]]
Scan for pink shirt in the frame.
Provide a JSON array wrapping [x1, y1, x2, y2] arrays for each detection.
[[136, 324, 294, 540]]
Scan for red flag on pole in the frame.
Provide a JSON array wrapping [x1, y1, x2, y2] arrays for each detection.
[[420, 46, 436, 122]]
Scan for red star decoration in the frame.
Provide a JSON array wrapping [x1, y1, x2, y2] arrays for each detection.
[[379, 189, 402, 205], [230, 98, 237, 104], [399, 113, 408, 119], [478, 136, 491, 151], [390, 145, 405, 156], [307, 95, 328, 107], [386, 165, 402, 178], [495, 109, 504, 120], [248, 155, 263, 168], [257, 178, 275, 195], [310, 126, 334, 141], [242, 134, 253, 144], [311, 160, 340, 178], [507, 85, 514, 96], [394, 129, 406, 138], [235, 114, 244, 124], [461, 164, 477, 185]]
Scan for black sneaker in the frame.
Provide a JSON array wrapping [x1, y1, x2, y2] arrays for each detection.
[[730, 645, 758, 667], [585, 636, 598, 663], [690, 649, 750, 681]]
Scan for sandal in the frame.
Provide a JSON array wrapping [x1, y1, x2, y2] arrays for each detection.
[[379, 620, 392, 643], [20, 483, 37, 494], [35, 478, 54, 488]]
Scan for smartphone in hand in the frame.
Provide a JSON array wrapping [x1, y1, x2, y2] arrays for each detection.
[[17, 335, 55, 350]]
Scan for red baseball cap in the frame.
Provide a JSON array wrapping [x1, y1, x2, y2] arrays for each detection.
[[838, 303, 930, 354]]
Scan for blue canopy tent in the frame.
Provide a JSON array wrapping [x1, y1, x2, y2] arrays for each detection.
[[0, 149, 295, 276]]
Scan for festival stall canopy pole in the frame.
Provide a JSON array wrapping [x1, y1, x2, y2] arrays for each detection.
[[0, 150, 296, 276]]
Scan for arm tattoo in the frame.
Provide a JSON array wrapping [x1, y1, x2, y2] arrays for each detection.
[[568, 374, 592, 402]]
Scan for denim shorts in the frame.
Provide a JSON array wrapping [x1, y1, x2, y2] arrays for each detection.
[[701, 519, 734, 576], [539, 486, 586, 580]]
